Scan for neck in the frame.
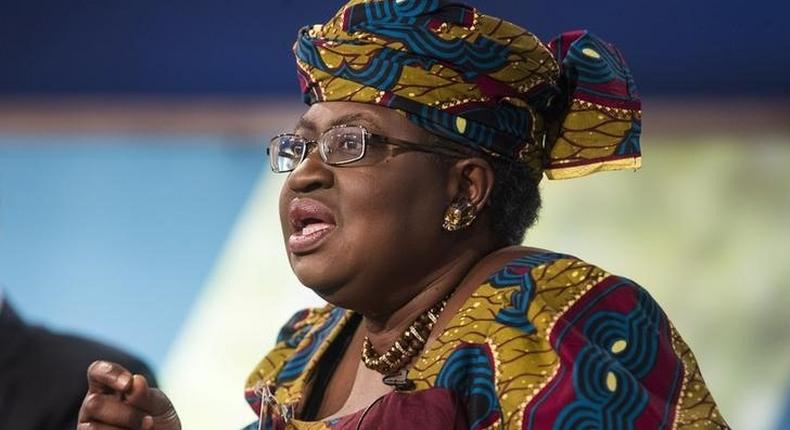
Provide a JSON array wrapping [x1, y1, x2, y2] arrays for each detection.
[[361, 247, 483, 352]]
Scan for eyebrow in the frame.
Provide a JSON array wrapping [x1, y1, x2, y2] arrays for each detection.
[[293, 116, 317, 134], [293, 112, 381, 135]]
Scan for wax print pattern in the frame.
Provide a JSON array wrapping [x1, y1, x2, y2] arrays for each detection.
[[294, 0, 642, 180], [244, 251, 729, 429]]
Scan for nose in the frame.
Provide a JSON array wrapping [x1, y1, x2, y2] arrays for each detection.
[[286, 148, 334, 194]]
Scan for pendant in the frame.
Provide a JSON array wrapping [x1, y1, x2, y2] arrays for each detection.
[[382, 369, 415, 391]]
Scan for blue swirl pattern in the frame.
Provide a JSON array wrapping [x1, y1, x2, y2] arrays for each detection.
[[556, 32, 640, 103], [276, 307, 347, 384], [435, 344, 501, 430], [553, 284, 663, 430], [487, 252, 566, 334]]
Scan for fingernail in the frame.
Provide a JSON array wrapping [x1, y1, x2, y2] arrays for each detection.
[[142, 415, 154, 430], [117, 373, 131, 388]]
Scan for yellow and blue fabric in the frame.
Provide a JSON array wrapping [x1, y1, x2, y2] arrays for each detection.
[[294, 0, 642, 180], [243, 251, 729, 429]]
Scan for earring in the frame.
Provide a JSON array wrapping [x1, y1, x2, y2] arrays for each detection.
[[442, 198, 477, 232]]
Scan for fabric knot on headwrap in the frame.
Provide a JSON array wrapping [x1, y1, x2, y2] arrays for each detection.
[[294, 0, 642, 180]]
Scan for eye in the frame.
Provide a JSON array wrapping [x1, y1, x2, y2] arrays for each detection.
[[275, 136, 305, 158], [324, 128, 364, 153], [338, 134, 362, 151], [279, 148, 300, 160]]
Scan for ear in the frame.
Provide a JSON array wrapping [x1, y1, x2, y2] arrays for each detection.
[[446, 157, 495, 212]]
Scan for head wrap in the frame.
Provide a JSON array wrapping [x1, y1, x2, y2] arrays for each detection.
[[294, 0, 642, 180]]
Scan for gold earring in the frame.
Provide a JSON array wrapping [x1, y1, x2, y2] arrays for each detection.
[[442, 198, 477, 232]]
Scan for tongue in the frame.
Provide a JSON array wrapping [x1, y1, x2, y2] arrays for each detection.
[[301, 222, 333, 236]]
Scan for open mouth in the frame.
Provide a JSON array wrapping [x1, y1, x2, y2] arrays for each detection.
[[287, 198, 337, 254]]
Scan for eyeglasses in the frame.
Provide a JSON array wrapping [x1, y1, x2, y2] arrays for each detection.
[[267, 125, 470, 173]]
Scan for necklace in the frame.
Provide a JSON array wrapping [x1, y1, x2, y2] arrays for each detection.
[[360, 295, 449, 379]]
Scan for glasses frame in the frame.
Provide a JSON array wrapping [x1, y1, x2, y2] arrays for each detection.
[[267, 124, 474, 173]]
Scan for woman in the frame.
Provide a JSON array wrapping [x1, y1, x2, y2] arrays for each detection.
[[77, 1, 729, 429]]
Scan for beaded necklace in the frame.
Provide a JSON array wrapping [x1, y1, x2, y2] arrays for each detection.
[[360, 294, 449, 389]]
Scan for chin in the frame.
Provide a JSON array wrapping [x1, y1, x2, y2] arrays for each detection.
[[290, 253, 349, 298]]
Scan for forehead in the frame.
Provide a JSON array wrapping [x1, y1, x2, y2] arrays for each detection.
[[295, 102, 430, 142], [295, 105, 379, 134]]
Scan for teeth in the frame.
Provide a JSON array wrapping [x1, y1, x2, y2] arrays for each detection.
[[301, 223, 331, 236]]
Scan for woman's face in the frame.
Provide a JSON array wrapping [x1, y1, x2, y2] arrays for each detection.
[[278, 101, 455, 313]]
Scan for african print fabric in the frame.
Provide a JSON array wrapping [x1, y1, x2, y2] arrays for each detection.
[[294, 0, 642, 180], [244, 251, 729, 429]]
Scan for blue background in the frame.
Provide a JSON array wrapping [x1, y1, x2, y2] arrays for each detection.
[[1, 0, 789, 96], [0, 136, 265, 365]]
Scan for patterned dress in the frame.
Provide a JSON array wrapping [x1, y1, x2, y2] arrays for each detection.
[[243, 251, 729, 429]]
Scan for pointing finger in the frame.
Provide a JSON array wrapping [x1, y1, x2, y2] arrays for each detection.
[[86, 361, 133, 395], [126, 375, 171, 415], [125, 375, 180, 427]]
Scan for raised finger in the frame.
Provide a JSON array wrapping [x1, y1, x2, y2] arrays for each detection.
[[125, 376, 180, 428], [126, 375, 171, 416], [79, 392, 152, 429], [124, 374, 151, 411], [87, 360, 133, 394]]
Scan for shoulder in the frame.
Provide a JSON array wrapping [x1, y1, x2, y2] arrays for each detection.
[[1, 302, 154, 384], [469, 247, 672, 368], [27, 328, 156, 383], [436, 246, 642, 363], [466, 246, 645, 319], [434, 247, 729, 429], [2, 301, 154, 383]]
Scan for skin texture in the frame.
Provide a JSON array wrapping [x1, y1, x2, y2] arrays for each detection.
[[76, 101, 523, 428]]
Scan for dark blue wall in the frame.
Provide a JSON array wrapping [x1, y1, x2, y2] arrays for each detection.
[[1, 0, 788, 97]]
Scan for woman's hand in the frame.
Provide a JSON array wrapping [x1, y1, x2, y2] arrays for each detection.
[[77, 360, 181, 430]]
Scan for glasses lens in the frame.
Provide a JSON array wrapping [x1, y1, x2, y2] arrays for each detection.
[[320, 126, 365, 165], [269, 135, 306, 172]]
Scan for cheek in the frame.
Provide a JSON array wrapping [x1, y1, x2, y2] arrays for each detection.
[[338, 162, 445, 254], [278, 182, 291, 238]]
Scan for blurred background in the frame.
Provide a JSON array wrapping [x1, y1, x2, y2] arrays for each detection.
[[1, 0, 788, 428]]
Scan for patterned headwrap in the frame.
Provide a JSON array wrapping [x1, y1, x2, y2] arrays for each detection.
[[294, 0, 642, 180]]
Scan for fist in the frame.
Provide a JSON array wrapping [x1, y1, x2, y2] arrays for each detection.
[[77, 361, 181, 430]]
